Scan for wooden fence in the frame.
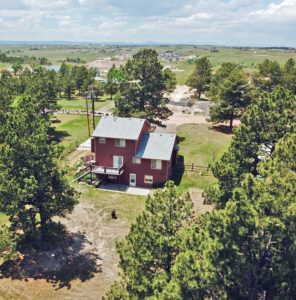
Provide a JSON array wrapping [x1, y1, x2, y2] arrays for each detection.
[[175, 163, 212, 176]]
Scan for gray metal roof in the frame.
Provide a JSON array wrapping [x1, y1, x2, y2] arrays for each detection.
[[92, 116, 146, 140], [136, 132, 176, 161]]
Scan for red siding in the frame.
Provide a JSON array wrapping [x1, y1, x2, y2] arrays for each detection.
[[93, 120, 175, 187], [94, 136, 170, 187]]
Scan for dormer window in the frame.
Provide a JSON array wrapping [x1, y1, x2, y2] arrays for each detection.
[[99, 137, 106, 144], [115, 139, 126, 147]]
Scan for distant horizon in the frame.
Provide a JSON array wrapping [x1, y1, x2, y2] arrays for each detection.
[[0, 40, 295, 49], [0, 1, 295, 47]]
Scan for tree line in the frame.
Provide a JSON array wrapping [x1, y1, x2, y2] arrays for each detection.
[[187, 57, 296, 131]]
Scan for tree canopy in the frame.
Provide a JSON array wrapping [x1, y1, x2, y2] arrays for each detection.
[[0, 99, 77, 242], [187, 56, 212, 99], [205, 87, 296, 207], [107, 181, 193, 299], [114, 49, 172, 125], [208, 63, 251, 130]]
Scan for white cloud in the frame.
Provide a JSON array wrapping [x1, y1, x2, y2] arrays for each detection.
[[0, 0, 294, 45], [249, 0, 296, 21]]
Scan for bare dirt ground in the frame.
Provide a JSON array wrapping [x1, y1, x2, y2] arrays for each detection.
[[156, 104, 208, 133], [0, 195, 131, 300], [167, 84, 194, 102], [85, 59, 126, 73], [158, 84, 240, 133], [189, 188, 213, 215]]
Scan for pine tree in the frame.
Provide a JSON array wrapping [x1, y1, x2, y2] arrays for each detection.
[[205, 87, 296, 207], [282, 58, 296, 94], [107, 181, 193, 299], [253, 59, 282, 92], [0, 99, 77, 241], [208, 65, 250, 130], [115, 49, 172, 125], [187, 57, 212, 99], [162, 133, 296, 299]]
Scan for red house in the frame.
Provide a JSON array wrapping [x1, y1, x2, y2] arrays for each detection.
[[90, 116, 179, 187]]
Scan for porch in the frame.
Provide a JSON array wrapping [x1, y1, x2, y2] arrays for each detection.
[[91, 165, 124, 176], [98, 183, 151, 196]]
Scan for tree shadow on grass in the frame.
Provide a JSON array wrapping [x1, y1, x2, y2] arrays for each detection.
[[209, 125, 233, 135], [0, 228, 102, 290], [171, 155, 185, 186], [48, 127, 70, 143]]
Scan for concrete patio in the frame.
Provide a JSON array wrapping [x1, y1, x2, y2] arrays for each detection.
[[98, 183, 151, 196]]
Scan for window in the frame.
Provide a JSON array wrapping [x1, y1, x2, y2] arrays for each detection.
[[151, 159, 162, 170], [99, 137, 106, 144], [113, 156, 123, 168], [115, 139, 126, 147], [132, 157, 141, 164], [144, 175, 153, 184], [108, 175, 117, 180]]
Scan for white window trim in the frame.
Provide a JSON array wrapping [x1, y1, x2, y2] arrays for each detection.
[[132, 157, 141, 164], [151, 159, 162, 170], [144, 175, 153, 184], [99, 137, 106, 144], [113, 155, 123, 168], [115, 139, 126, 147]]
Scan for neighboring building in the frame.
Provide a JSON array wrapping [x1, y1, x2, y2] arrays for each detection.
[[91, 116, 179, 187]]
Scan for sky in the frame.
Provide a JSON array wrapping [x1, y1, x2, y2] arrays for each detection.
[[0, 0, 295, 46]]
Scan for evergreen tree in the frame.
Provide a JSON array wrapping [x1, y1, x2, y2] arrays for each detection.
[[282, 58, 296, 94], [161, 133, 296, 299], [107, 181, 193, 299], [0, 99, 77, 241], [187, 57, 212, 99], [105, 64, 123, 99], [208, 66, 251, 130], [63, 70, 75, 100], [163, 68, 177, 93], [22, 68, 60, 121], [253, 59, 282, 92], [205, 87, 296, 208], [115, 49, 172, 125], [209, 62, 239, 97]]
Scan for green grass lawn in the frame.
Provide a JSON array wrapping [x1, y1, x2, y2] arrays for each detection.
[[54, 114, 99, 153], [57, 95, 112, 111], [77, 184, 146, 224], [174, 124, 232, 189], [0, 212, 8, 226]]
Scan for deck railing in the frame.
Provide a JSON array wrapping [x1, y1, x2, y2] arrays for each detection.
[[92, 165, 124, 176]]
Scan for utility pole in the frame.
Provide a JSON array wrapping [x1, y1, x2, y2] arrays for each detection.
[[85, 94, 91, 137], [91, 91, 95, 130]]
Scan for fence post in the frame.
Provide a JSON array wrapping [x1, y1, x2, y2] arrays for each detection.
[[191, 163, 194, 171]]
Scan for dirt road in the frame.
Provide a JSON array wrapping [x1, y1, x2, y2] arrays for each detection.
[[168, 85, 193, 102]]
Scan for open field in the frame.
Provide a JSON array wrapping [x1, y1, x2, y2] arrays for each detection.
[[1, 44, 295, 85], [174, 123, 232, 189], [57, 96, 112, 111], [171, 48, 296, 84]]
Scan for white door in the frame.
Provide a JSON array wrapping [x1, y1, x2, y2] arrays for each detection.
[[113, 156, 123, 168], [130, 173, 136, 186]]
